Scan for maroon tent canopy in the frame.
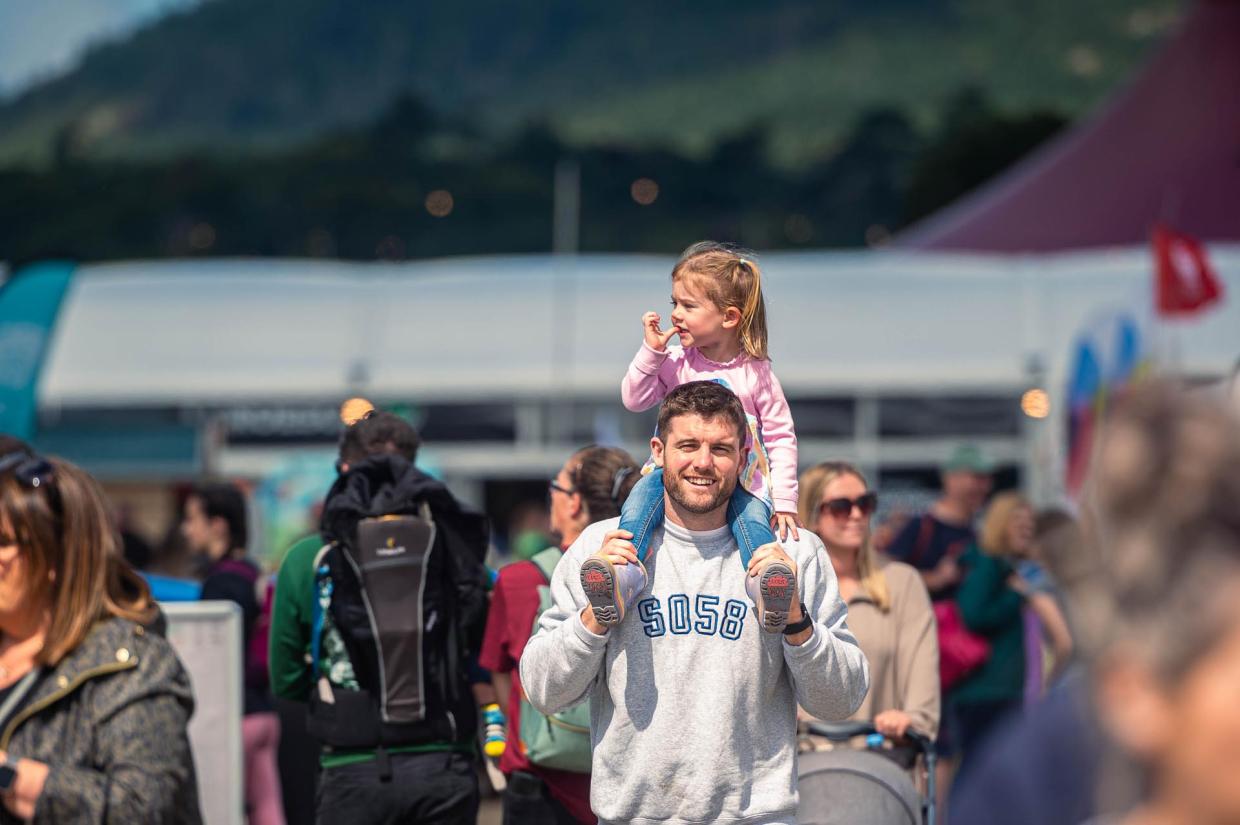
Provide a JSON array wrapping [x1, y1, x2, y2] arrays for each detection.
[[899, 0, 1240, 252]]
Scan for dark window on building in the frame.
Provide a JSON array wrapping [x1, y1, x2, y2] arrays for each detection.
[[417, 403, 517, 442], [541, 401, 657, 447], [879, 395, 1021, 438], [787, 398, 854, 438]]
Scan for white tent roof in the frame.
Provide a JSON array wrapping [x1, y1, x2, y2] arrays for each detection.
[[39, 247, 1240, 407]]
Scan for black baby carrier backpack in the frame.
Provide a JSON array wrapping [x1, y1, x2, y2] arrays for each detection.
[[306, 454, 489, 766]]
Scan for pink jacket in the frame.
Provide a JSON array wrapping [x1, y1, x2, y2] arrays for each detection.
[[621, 342, 799, 514]]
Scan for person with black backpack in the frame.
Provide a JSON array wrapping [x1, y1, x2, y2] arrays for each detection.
[[268, 411, 490, 824], [481, 446, 640, 825]]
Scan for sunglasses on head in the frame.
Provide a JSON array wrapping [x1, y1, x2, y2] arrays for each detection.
[[818, 492, 878, 519], [0, 452, 55, 490], [0, 451, 61, 529]]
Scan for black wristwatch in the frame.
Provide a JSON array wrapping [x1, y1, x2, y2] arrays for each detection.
[[782, 603, 812, 636], [0, 760, 17, 792]]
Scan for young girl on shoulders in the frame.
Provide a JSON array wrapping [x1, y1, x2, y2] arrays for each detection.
[[579, 241, 802, 632]]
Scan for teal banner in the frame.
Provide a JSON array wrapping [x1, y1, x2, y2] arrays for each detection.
[[0, 262, 76, 440]]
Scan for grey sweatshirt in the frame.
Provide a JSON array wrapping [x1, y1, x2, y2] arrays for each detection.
[[520, 518, 870, 825]]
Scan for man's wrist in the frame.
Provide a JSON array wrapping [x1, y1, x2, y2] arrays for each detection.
[[579, 607, 608, 637], [782, 604, 812, 637]]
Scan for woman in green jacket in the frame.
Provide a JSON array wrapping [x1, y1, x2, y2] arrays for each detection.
[[952, 491, 1034, 778]]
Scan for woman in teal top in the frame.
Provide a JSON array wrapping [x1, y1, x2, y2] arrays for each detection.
[[952, 492, 1034, 779]]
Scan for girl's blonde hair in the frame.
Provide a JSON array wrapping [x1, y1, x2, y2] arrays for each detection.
[[799, 461, 890, 611], [672, 241, 769, 360], [979, 491, 1031, 558]]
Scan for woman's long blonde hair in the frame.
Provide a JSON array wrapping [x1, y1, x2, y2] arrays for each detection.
[[799, 461, 890, 611], [979, 491, 1031, 558], [0, 455, 155, 665], [672, 241, 769, 360]]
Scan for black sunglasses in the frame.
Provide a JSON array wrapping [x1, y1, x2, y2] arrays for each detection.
[[818, 492, 878, 519]]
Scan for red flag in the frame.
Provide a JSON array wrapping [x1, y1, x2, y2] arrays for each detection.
[[1153, 223, 1223, 316]]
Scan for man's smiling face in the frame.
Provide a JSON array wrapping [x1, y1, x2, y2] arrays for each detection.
[[652, 412, 744, 522]]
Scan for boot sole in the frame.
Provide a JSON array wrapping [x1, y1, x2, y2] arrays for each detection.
[[581, 558, 624, 626], [758, 561, 796, 632]]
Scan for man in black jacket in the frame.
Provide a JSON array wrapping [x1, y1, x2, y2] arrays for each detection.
[[269, 410, 490, 824]]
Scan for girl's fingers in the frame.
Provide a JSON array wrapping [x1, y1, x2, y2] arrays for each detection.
[[659, 326, 679, 345]]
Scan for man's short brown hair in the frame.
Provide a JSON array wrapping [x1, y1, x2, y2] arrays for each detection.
[[338, 410, 420, 465], [656, 381, 747, 445]]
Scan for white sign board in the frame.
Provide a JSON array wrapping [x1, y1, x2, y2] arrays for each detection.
[[162, 601, 245, 825]]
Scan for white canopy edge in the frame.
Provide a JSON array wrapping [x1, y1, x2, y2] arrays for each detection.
[[37, 247, 1240, 407]]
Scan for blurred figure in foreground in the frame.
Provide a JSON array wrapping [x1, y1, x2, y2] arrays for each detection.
[[183, 482, 284, 825], [0, 437, 201, 823], [952, 384, 1240, 825]]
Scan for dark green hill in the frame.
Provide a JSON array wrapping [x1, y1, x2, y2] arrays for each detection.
[[0, 0, 1178, 167]]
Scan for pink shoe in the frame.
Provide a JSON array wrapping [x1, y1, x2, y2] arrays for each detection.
[[580, 556, 648, 626], [745, 560, 796, 632]]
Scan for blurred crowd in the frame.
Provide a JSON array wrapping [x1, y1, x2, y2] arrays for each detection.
[[0, 378, 1237, 825]]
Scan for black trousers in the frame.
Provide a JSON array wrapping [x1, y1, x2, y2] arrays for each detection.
[[316, 751, 478, 825], [502, 771, 580, 825]]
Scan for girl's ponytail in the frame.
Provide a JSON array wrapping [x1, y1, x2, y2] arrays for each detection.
[[735, 258, 769, 360]]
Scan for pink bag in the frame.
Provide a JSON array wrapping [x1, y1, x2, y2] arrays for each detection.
[[934, 600, 991, 691]]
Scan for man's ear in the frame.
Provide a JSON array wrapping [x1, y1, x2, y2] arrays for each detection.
[[651, 436, 666, 468], [721, 306, 742, 330]]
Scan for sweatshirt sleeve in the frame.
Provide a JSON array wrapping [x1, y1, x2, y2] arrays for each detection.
[[518, 528, 610, 715], [752, 363, 799, 514], [269, 538, 319, 702], [621, 343, 678, 412], [891, 565, 941, 738], [782, 537, 869, 720]]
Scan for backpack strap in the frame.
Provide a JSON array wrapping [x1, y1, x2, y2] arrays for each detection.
[[309, 543, 335, 679], [529, 547, 563, 585]]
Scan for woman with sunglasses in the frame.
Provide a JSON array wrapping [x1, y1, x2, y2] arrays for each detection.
[[798, 461, 940, 744], [0, 438, 200, 823]]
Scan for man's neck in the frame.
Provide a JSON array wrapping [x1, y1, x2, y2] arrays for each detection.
[[663, 498, 727, 533]]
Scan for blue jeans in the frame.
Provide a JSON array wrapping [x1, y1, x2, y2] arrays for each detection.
[[618, 468, 775, 567]]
